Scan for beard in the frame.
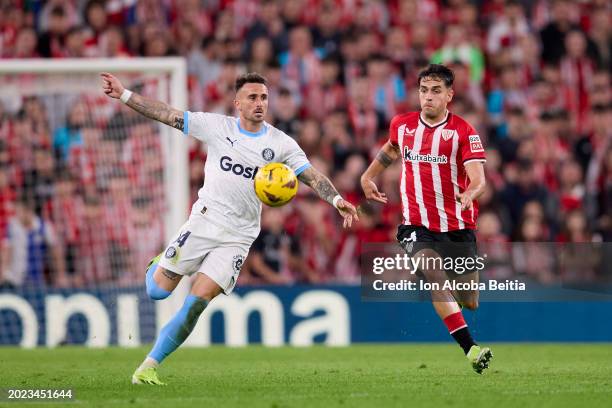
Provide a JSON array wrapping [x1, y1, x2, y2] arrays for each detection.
[[248, 112, 265, 122]]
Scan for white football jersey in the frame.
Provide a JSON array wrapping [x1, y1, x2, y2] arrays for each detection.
[[183, 111, 311, 242]]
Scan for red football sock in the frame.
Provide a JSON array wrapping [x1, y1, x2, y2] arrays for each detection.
[[443, 311, 467, 334], [443, 311, 475, 354]]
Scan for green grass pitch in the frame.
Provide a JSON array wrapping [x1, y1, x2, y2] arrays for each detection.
[[1, 344, 611, 407]]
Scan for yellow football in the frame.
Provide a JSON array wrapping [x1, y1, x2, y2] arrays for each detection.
[[254, 162, 299, 207]]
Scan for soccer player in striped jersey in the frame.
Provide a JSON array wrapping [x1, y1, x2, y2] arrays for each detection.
[[361, 64, 493, 374]]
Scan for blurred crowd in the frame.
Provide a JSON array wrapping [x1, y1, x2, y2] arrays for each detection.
[[0, 0, 610, 288], [0, 94, 166, 288]]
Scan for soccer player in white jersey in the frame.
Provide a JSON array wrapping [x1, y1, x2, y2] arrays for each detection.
[[101, 72, 359, 385]]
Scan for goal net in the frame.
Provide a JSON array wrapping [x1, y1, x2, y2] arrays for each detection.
[[0, 58, 188, 347]]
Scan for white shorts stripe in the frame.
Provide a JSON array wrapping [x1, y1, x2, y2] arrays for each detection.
[[412, 123, 429, 228], [450, 133, 465, 229], [430, 127, 448, 232]]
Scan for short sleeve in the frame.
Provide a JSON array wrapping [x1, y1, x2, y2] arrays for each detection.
[[459, 123, 486, 164], [184, 111, 225, 143], [388, 115, 400, 146], [283, 136, 311, 176]]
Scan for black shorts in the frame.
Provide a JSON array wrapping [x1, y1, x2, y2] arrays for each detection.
[[396, 224, 479, 275]]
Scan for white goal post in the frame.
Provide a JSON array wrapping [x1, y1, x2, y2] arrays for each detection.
[[0, 57, 189, 243]]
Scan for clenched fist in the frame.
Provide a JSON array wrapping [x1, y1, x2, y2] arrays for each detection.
[[101, 72, 125, 99]]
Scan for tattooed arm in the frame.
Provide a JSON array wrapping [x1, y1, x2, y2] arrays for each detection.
[[298, 167, 340, 206], [360, 141, 400, 204], [101, 72, 184, 131], [298, 166, 359, 228], [126, 94, 184, 131]]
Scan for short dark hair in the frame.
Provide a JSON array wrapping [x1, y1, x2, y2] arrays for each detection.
[[200, 36, 215, 49], [50, 5, 66, 17], [507, 107, 525, 116], [417, 64, 454, 88], [235, 72, 267, 92], [591, 103, 610, 113]]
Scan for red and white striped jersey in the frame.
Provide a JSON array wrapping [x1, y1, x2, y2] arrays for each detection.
[[389, 111, 486, 232]]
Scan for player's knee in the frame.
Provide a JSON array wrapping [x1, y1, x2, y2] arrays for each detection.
[[190, 274, 223, 301], [191, 287, 218, 302], [146, 265, 171, 300], [190, 282, 222, 302], [146, 282, 171, 300], [463, 299, 479, 310], [147, 284, 171, 300]]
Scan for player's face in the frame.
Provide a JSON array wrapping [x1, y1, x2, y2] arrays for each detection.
[[235, 83, 268, 123], [418, 77, 454, 120]]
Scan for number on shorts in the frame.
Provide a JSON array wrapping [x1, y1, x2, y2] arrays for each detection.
[[175, 231, 191, 247]]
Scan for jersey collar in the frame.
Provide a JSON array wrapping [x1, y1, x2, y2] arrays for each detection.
[[236, 118, 267, 137], [419, 110, 450, 128]]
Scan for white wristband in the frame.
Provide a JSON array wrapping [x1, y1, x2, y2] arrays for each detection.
[[332, 195, 343, 209], [120, 89, 133, 104]]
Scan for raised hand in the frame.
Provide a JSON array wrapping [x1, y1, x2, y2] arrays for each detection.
[[100, 72, 125, 99]]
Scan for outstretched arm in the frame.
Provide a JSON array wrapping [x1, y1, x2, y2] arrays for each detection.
[[298, 166, 359, 228], [360, 141, 400, 203], [101, 72, 185, 131]]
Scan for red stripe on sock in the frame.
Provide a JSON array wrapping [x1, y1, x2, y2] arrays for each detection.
[[443, 312, 467, 334]]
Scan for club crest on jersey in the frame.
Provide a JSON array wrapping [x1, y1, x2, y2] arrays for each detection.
[[442, 129, 455, 141], [262, 148, 275, 161]]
